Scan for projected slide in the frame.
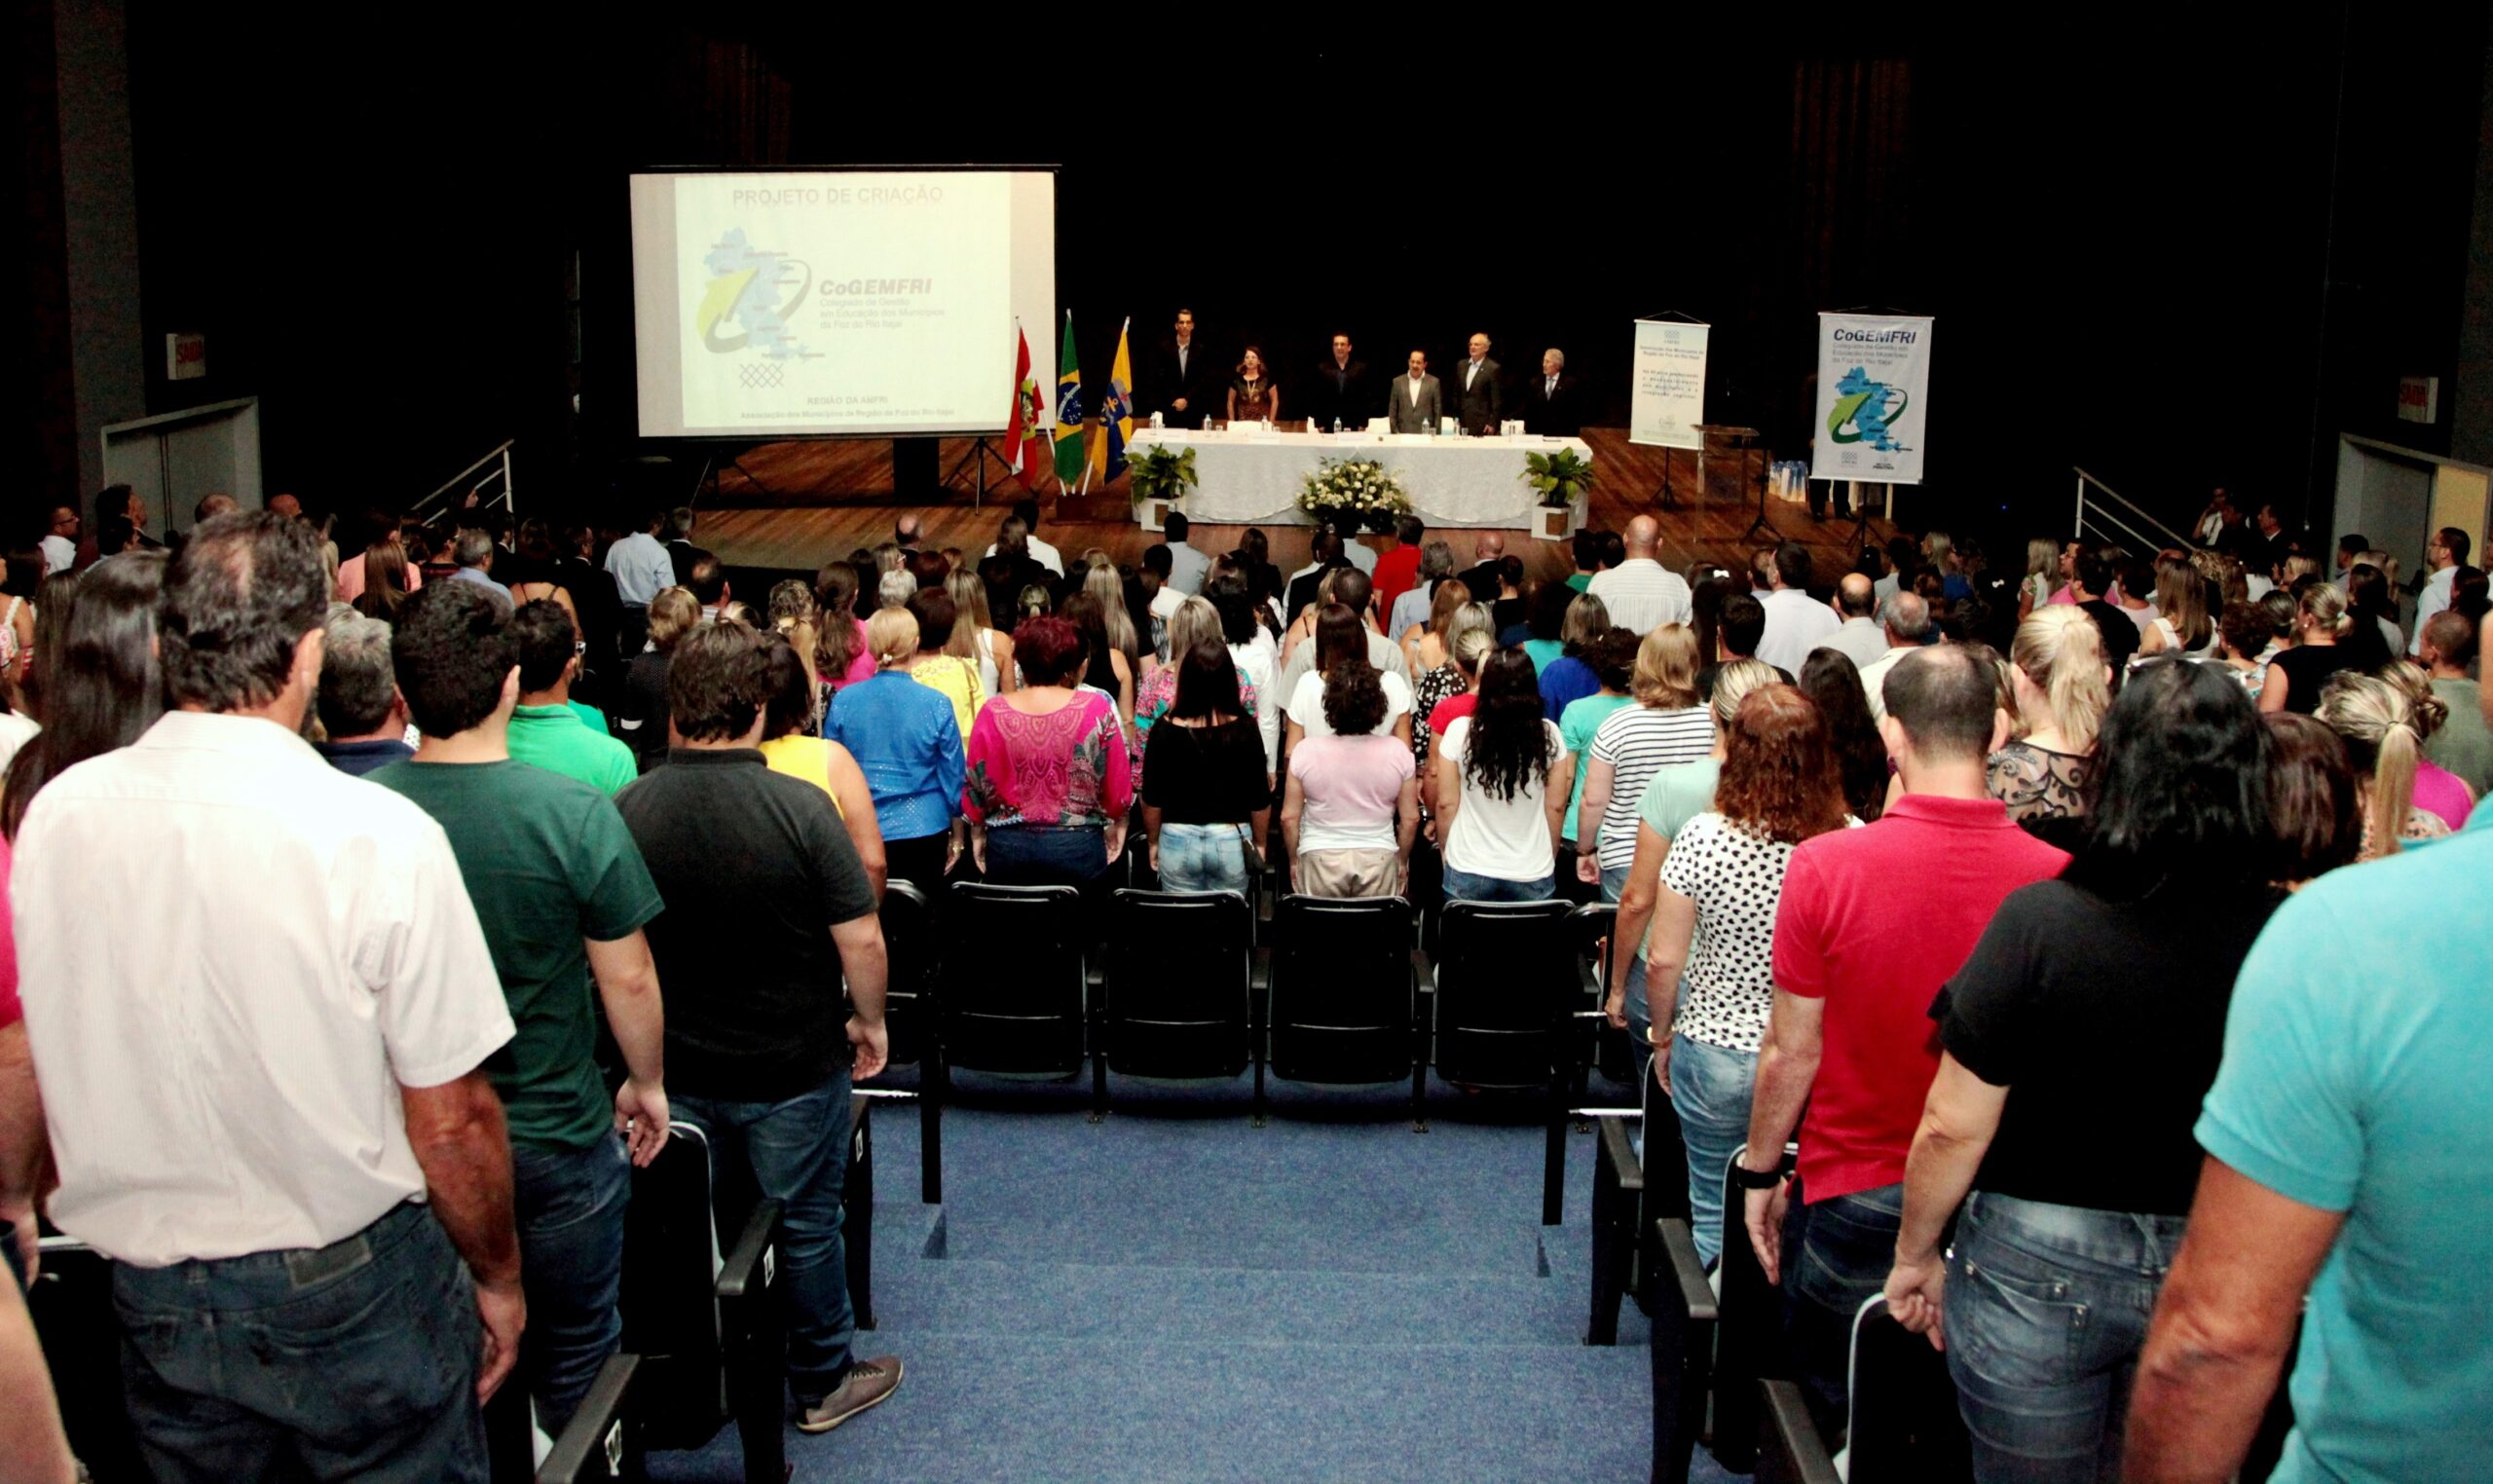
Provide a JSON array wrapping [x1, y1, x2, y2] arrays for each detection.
[[630, 170, 1055, 438]]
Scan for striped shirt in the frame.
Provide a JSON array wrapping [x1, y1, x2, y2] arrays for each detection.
[[1589, 703, 1717, 871]]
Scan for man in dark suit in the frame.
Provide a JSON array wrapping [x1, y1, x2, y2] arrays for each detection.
[[1284, 527, 1353, 620], [1305, 333, 1376, 431], [1452, 332, 1502, 434], [664, 505, 709, 586], [1148, 307, 1216, 428], [1521, 348, 1581, 437], [1387, 351, 1443, 433]]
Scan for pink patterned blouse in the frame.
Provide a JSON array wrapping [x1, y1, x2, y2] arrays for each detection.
[[963, 690, 1135, 829]]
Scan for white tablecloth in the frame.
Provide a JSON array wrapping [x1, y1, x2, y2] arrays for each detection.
[[1128, 429, 1593, 530]]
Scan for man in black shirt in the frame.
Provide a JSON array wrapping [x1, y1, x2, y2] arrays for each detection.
[[2067, 548, 2140, 686], [614, 623, 903, 1434]]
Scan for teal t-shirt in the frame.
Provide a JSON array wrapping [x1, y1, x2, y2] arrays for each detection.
[[1629, 757, 1722, 960], [1565, 573, 1592, 594], [2194, 828, 2493, 1483], [509, 704, 638, 796], [373, 760, 664, 1150], [1522, 638, 1565, 676], [1558, 692, 1633, 841]]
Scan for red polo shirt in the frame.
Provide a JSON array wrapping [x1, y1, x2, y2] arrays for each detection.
[[1770, 794, 2065, 1202], [1373, 543, 1423, 618]]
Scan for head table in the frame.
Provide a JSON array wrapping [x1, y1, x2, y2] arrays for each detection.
[[1125, 427, 1593, 533]]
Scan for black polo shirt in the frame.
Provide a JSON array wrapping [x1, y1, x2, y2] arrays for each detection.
[[615, 748, 877, 1101]]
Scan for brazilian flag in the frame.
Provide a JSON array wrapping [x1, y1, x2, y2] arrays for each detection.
[[1054, 313, 1086, 488]]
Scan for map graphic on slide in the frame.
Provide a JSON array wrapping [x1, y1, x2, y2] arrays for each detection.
[[1826, 365, 1910, 452], [694, 229, 818, 360]]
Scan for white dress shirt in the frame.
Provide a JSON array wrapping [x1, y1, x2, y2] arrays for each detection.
[[982, 535, 1065, 577], [1755, 587, 1842, 675], [14, 712, 514, 1266], [1856, 644, 1914, 722], [39, 534, 74, 575], [1585, 559, 1693, 637], [1407, 376, 1425, 405], [1465, 360, 1483, 389], [2411, 565, 2455, 653], [1813, 615, 1891, 672], [605, 530, 677, 607]]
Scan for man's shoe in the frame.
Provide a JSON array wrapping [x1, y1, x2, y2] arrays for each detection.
[[797, 1356, 904, 1433]]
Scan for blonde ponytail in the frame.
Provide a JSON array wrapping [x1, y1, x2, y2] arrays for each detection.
[[2318, 672, 2425, 858], [2371, 722, 2421, 857], [2013, 606, 2109, 750]]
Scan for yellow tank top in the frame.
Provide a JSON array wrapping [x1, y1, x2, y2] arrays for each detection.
[[757, 735, 843, 817]]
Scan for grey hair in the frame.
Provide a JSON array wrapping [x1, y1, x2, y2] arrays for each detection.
[[1418, 538, 1457, 581], [1544, 348, 1565, 368], [1879, 591, 1933, 641], [316, 608, 398, 737], [876, 569, 916, 610], [453, 528, 494, 569]]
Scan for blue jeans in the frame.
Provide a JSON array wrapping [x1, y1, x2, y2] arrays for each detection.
[[674, 1070, 857, 1404], [985, 822, 1111, 885], [1944, 1191, 2188, 1483], [1666, 1033, 1758, 1267], [1779, 1178, 1908, 1436], [110, 1200, 486, 1482], [1598, 863, 1629, 904], [510, 1133, 630, 1437], [1440, 866, 1555, 902], [1158, 822, 1250, 895]]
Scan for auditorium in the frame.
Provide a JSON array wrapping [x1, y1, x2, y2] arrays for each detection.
[[6, 8, 2493, 1482]]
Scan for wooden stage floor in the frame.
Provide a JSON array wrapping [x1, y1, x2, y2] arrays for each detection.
[[693, 427, 1894, 582]]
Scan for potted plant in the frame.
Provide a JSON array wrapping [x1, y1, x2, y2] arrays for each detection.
[[1129, 444, 1198, 532], [1522, 446, 1596, 540]]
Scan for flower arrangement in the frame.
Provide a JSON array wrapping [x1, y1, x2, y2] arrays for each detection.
[[1295, 458, 1412, 534]]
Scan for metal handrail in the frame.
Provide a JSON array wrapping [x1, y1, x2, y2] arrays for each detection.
[[2071, 466, 2192, 553], [413, 439, 516, 521]]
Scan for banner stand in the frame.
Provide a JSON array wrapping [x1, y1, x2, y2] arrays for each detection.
[[1630, 313, 1711, 512]]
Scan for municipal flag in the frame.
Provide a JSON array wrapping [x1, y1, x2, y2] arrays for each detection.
[[1054, 312, 1086, 487], [1004, 322, 1041, 474], [1096, 315, 1135, 483]]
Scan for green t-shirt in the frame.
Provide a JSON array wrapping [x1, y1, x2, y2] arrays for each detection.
[[509, 704, 638, 797], [372, 760, 664, 1150], [1558, 692, 1634, 841], [1522, 638, 1566, 676], [1631, 756, 1722, 960], [567, 699, 613, 736], [1565, 573, 1592, 594]]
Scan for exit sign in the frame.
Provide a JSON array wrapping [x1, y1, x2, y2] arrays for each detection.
[[166, 332, 206, 382]]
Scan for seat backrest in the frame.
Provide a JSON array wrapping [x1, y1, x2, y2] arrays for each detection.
[[939, 882, 1089, 1077], [619, 1122, 728, 1448], [1267, 894, 1416, 1085], [1432, 899, 1581, 1087], [877, 879, 932, 1069], [1846, 1298, 1973, 1483], [1100, 889, 1253, 1080]]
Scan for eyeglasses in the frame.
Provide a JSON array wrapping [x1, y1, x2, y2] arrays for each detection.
[[573, 641, 587, 656]]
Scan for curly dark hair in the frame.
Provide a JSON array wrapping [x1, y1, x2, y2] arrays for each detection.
[[1712, 685, 1849, 843], [2067, 658, 2271, 897], [1461, 648, 1553, 802], [1584, 626, 1640, 692], [1320, 654, 1387, 736]]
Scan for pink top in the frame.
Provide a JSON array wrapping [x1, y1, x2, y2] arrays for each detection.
[[829, 620, 875, 692], [2045, 583, 2076, 607], [335, 552, 425, 602], [0, 836, 18, 1029], [2412, 759, 2474, 832], [963, 690, 1134, 829]]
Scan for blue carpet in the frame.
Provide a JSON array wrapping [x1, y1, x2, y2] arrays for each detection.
[[646, 1066, 1754, 1482]]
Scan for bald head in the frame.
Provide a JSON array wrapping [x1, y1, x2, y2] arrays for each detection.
[[1837, 573, 1876, 617], [1475, 531, 1507, 562], [267, 493, 303, 520], [1623, 516, 1659, 556]]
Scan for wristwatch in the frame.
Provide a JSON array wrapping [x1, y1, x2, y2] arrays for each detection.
[[1733, 1161, 1786, 1191]]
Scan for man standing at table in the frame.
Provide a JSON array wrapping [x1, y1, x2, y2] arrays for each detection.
[[1307, 333, 1375, 431], [1522, 349, 1581, 437], [1454, 333, 1502, 435], [1151, 308, 1215, 429], [1388, 351, 1442, 434]]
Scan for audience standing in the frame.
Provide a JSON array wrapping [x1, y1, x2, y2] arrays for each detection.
[[2416, 610, 2492, 794], [313, 607, 413, 777], [1988, 606, 2111, 846], [827, 609, 962, 901], [1575, 624, 1714, 898], [616, 587, 700, 771], [1754, 542, 1841, 676], [2315, 671, 2446, 853], [505, 599, 637, 796], [376, 579, 670, 1438], [963, 616, 1133, 889], [0, 550, 164, 835], [1882, 661, 2280, 1480], [1798, 649, 1888, 825], [614, 620, 902, 1434], [7, 513, 522, 1475], [1434, 649, 1571, 902], [757, 631, 891, 899], [1585, 515, 1692, 634], [1140, 639, 1272, 895], [1283, 661, 1419, 898]]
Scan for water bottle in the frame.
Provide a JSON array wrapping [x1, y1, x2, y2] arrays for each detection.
[[1332, 417, 1342, 434]]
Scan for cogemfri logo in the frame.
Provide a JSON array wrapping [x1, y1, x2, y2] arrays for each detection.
[[693, 228, 814, 359]]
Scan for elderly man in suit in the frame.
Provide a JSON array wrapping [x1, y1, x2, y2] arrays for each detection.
[[1387, 350, 1443, 434], [1453, 332, 1502, 434], [1522, 348, 1581, 436]]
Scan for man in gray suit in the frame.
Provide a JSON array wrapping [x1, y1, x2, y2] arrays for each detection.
[[1453, 332, 1502, 434], [1387, 350, 1442, 433]]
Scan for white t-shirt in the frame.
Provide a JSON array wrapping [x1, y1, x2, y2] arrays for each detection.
[[1286, 667, 1413, 739], [1754, 588, 1842, 676], [1438, 715, 1566, 881]]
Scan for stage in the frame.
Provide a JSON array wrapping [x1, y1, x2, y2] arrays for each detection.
[[691, 427, 1900, 585]]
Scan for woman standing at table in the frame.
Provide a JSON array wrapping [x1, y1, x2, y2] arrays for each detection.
[[1227, 347, 1278, 425]]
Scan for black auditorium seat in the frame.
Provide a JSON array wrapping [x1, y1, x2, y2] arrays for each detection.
[[1648, 1216, 1721, 1484], [1711, 1139, 1794, 1472], [934, 882, 1098, 1110], [875, 879, 945, 1203], [1256, 893, 1420, 1124], [1756, 1296, 1972, 1484], [1422, 897, 1592, 1224], [1098, 888, 1256, 1106]]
